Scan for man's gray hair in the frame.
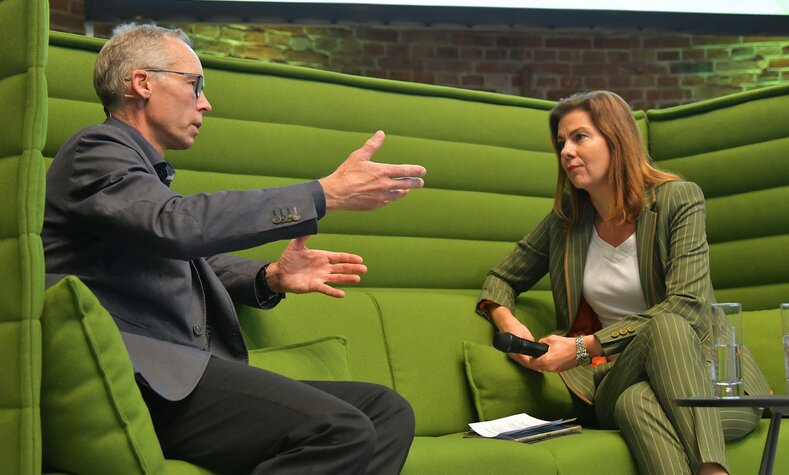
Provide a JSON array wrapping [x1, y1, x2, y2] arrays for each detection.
[[94, 23, 192, 116]]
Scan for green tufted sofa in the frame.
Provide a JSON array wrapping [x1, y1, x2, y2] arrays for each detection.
[[5, 0, 789, 472]]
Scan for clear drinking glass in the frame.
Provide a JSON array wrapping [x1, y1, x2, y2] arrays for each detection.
[[781, 303, 789, 395], [710, 302, 744, 397]]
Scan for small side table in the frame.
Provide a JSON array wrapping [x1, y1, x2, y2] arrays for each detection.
[[676, 395, 789, 475]]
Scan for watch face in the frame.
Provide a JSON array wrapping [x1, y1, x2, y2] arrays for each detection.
[[577, 354, 592, 366]]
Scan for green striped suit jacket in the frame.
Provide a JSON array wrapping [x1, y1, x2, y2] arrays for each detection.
[[479, 180, 771, 404]]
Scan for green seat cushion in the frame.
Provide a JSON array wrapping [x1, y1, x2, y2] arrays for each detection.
[[463, 340, 593, 423], [40, 276, 166, 474], [248, 335, 352, 381]]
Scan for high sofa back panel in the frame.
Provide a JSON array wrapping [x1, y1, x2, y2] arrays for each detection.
[[647, 85, 789, 310]]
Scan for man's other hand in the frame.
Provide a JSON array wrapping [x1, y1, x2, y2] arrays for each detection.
[[319, 130, 426, 212], [266, 236, 367, 298]]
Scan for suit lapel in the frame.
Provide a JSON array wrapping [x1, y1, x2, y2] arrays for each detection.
[[564, 204, 593, 327], [636, 188, 658, 307]]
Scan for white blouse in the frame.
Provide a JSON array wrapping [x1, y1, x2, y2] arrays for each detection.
[[582, 227, 647, 328]]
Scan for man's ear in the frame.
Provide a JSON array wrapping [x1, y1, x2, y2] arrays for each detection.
[[125, 69, 152, 99]]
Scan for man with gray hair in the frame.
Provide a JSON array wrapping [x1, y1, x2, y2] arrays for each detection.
[[44, 23, 424, 474]]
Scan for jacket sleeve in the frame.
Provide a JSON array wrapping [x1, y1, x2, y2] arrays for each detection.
[[65, 129, 324, 260], [477, 212, 553, 315], [596, 181, 713, 356]]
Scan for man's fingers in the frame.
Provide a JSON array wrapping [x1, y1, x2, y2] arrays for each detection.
[[325, 274, 362, 285], [382, 163, 427, 179], [324, 252, 365, 265], [288, 235, 310, 251], [386, 177, 424, 190], [317, 284, 346, 298], [329, 263, 367, 275], [356, 130, 386, 160]]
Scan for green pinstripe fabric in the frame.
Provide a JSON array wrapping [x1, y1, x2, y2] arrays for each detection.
[[478, 180, 772, 472]]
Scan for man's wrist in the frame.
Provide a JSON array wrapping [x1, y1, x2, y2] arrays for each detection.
[[264, 262, 283, 294], [255, 263, 285, 309]]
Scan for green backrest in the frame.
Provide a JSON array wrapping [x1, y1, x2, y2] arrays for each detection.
[[0, 0, 48, 473], [44, 31, 789, 436], [647, 85, 789, 311]]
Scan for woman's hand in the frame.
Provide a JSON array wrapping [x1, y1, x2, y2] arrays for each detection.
[[527, 335, 579, 372], [266, 236, 367, 298], [488, 305, 544, 371]]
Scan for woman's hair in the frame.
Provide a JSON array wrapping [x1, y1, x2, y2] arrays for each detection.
[[94, 23, 192, 116], [548, 90, 680, 228]]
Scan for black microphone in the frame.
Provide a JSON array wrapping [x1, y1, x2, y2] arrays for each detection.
[[492, 332, 549, 358]]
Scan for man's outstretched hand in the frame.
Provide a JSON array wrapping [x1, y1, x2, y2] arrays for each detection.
[[265, 236, 367, 298], [319, 130, 426, 212]]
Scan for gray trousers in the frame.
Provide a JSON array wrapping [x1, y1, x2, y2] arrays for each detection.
[[594, 314, 761, 475], [139, 356, 415, 474]]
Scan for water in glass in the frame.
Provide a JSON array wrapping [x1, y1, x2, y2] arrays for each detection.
[[712, 343, 743, 397]]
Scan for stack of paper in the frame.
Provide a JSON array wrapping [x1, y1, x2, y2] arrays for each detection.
[[467, 413, 581, 443]]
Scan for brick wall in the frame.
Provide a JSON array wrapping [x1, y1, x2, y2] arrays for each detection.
[[50, 1, 789, 109]]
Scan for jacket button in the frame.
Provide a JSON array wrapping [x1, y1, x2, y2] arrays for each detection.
[[193, 324, 204, 336], [611, 331, 619, 339], [627, 325, 636, 333]]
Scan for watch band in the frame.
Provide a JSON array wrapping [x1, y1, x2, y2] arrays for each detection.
[[575, 335, 592, 366]]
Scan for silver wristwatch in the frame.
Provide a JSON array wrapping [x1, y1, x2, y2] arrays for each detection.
[[575, 335, 591, 366]]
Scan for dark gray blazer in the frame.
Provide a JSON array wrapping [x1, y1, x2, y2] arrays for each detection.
[[44, 117, 325, 400]]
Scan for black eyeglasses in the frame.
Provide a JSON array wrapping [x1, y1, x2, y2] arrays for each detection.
[[143, 69, 205, 98]]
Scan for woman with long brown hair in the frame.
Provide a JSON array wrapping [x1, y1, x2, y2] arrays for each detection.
[[478, 90, 770, 474]]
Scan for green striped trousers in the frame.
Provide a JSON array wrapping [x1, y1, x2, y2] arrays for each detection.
[[593, 314, 761, 474]]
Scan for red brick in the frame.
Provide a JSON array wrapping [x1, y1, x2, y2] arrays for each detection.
[[508, 49, 533, 61], [363, 43, 386, 56], [545, 37, 592, 49], [402, 30, 449, 43], [535, 77, 558, 88], [378, 57, 423, 70], [560, 76, 582, 89], [425, 59, 467, 73], [475, 62, 519, 74], [413, 72, 436, 84], [531, 64, 572, 75], [386, 44, 409, 57], [594, 36, 640, 49], [50, 0, 70, 13], [623, 63, 670, 75], [388, 71, 413, 82], [582, 51, 606, 63], [450, 33, 495, 47], [365, 70, 388, 79], [682, 49, 706, 61], [306, 27, 354, 39], [546, 89, 581, 100], [50, 12, 86, 33], [234, 45, 283, 62], [357, 29, 399, 42], [558, 50, 582, 62], [705, 48, 729, 59], [534, 50, 557, 62], [632, 75, 655, 87], [283, 49, 329, 65], [657, 51, 680, 61], [606, 51, 631, 63], [572, 63, 621, 76], [460, 48, 484, 61], [338, 40, 362, 54], [681, 76, 705, 86], [756, 70, 780, 82], [436, 46, 458, 59], [632, 50, 656, 62], [692, 35, 741, 45], [657, 76, 679, 87], [643, 37, 691, 48], [314, 37, 339, 52], [461, 74, 485, 87], [769, 58, 789, 68], [607, 76, 631, 88], [583, 77, 607, 89], [435, 73, 460, 84], [743, 36, 789, 43], [485, 49, 508, 61], [70, 0, 84, 15]]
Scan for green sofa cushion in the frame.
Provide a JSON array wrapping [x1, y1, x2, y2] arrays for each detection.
[[248, 335, 352, 381], [40, 276, 167, 475], [462, 341, 588, 423]]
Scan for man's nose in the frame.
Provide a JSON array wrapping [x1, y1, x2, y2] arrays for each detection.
[[198, 93, 212, 113]]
